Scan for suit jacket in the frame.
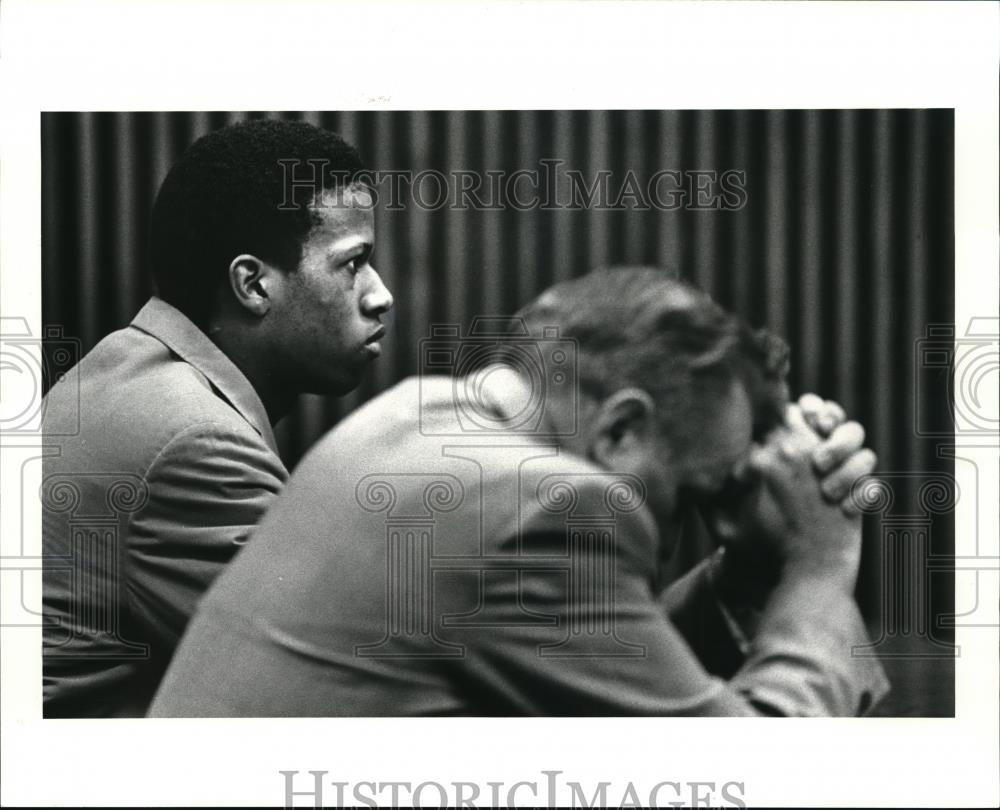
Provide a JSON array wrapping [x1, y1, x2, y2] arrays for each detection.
[[150, 374, 888, 716], [42, 297, 288, 717]]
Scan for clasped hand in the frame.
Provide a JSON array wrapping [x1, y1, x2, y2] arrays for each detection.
[[706, 393, 877, 593]]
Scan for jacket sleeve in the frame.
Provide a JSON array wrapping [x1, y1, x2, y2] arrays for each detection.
[[462, 505, 889, 716], [661, 548, 891, 716], [124, 420, 288, 651]]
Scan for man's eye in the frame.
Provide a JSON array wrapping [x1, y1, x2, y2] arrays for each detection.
[[343, 258, 359, 273]]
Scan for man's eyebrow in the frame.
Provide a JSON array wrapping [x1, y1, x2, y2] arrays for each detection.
[[327, 239, 372, 259]]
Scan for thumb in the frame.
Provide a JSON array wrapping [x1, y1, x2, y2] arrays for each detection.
[[783, 403, 822, 451], [784, 402, 811, 433]]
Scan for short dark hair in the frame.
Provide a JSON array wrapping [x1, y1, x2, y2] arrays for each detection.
[[517, 267, 790, 444], [150, 119, 366, 328]]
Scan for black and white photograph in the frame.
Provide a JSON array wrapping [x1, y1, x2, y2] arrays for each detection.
[[1, 2, 997, 808]]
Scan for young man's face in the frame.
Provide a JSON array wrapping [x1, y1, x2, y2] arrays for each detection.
[[270, 185, 393, 395]]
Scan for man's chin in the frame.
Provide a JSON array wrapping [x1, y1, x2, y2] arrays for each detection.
[[304, 370, 365, 398]]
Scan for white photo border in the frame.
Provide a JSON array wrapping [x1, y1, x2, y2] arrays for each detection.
[[1, 1, 997, 807]]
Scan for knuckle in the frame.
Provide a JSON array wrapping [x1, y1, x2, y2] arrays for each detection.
[[854, 449, 878, 476], [832, 420, 864, 449], [848, 420, 866, 445], [812, 444, 832, 470], [825, 399, 847, 419], [798, 393, 823, 412], [822, 478, 845, 500]]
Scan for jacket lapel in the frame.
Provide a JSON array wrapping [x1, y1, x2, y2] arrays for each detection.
[[131, 297, 280, 455]]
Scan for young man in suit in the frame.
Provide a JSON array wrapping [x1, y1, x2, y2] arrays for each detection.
[[42, 120, 393, 716], [150, 268, 887, 717]]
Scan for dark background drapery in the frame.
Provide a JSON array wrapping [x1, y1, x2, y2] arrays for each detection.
[[41, 109, 955, 716]]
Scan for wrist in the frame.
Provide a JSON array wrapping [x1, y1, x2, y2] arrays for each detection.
[[781, 554, 858, 597]]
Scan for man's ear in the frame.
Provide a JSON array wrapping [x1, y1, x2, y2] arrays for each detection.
[[589, 387, 657, 467], [227, 254, 275, 317]]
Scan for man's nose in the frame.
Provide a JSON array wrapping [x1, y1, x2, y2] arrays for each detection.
[[361, 267, 394, 316]]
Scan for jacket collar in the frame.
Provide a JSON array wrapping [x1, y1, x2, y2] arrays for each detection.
[[131, 297, 279, 454]]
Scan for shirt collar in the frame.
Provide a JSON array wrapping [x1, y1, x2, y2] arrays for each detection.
[[131, 297, 279, 454]]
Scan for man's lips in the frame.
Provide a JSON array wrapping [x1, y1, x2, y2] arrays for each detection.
[[364, 326, 386, 356]]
